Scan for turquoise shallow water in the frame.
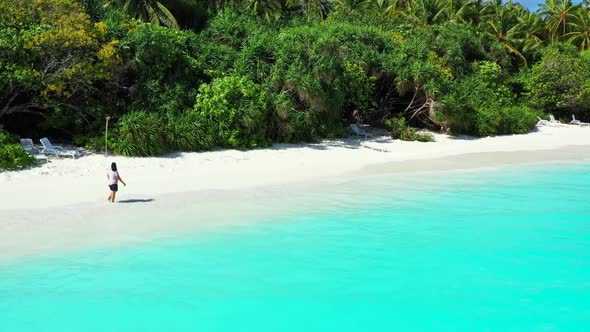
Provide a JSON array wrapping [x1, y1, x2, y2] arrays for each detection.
[[1, 163, 590, 331]]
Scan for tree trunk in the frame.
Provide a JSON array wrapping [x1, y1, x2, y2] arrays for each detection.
[[0, 101, 47, 121]]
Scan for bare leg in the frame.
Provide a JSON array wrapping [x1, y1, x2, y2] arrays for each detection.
[[112, 191, 117, 203]]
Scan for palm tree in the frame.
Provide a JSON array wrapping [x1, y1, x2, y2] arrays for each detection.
[[386, 0, 450, 24], [440, 0, 472, 22], [539, 0, 578, 42], [285, 0, 331, 19], [513, 9, 546, 55], [116, 0, 179, 28], [405, 0, 481, 25], [565, 6, 590, 49], [384, 0, 413, 19], [247, 0, 283, 18], [481, 4, 528, 65], [461, 0, 486, 25], [417, 0, 446, 25], [204, 0, 233, 12], [480, 0, 503, 22], [334, 0, 371, 13], [372, 0, 391, 11]]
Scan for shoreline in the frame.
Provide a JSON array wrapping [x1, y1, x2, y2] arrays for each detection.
[[362, 145, 590, 176], [2, 126, 590, 211], [1, 153, 588, 263], [2, 126, 590, 261]]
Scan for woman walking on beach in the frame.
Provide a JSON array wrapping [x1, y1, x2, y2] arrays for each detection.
[[107, 162, 126, 203]]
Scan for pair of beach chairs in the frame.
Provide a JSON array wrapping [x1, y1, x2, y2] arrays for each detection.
[[536, 114, 563, 127], [536, 114, 589, 127], [20, 138, 79, 162]]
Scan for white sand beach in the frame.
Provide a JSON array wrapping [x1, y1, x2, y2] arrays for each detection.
[[1, 125, 590, 260], [2, 125, 590, 211]]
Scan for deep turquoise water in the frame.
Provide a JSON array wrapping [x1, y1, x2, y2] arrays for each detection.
[[1, 163, 590, 331]]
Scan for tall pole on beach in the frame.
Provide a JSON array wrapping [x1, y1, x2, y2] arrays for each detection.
[[105, 116, 111, 157]]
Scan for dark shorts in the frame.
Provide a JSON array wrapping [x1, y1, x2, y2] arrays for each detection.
[[109, 184, 118, 192]]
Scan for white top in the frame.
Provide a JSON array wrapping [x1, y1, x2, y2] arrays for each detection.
[[107, 170, 119, 185]]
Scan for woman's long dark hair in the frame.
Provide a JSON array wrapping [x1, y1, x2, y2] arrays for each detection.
[[111, 162, 117, 172]]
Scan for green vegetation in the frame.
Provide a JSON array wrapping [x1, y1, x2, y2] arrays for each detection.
[[389, 118, 436, 142], [193, 75, 270, 149], [0, 131, 35, 170], [523, 44, 590, 118], [442, 61, 541, 136], [2, 0, 590, 161]]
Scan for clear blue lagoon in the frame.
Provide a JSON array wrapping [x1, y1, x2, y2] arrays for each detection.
[[1, 163, 590, 331]]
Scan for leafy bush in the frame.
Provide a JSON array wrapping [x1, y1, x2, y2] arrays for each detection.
[[474, 105, 540, 137], [389, 118, 435, 142], [496, 106, 540, 135], [0, 131, 16, 145], [266, 22, 397, 141], [0, 0, 122, 137], [114, 112, 169, 156], [233, 31, 277, 82], [4, 1, 580, 155], [202, 11, 265, 49], [80, 135, 109, 152], [112, 110, 216, 156], [159, 0, 209, 31], [440, 61, 537, 136], [165, 112, 214, 151], [522, 44, 590, 118], [122, 23, 203, 115], [0, 144, 36, 170], [431, 23, 493, 77], [193, 76, 270, 149], [0, 131, 36, 170]]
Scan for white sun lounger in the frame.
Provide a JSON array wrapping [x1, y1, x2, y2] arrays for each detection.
[[40, 137, 79, 159], [549, 114, 564, 126], [350, 124, 372, 138], [570, 115, 590, 126], [20, 138, 48, 163], [536, 117, 556, 127]]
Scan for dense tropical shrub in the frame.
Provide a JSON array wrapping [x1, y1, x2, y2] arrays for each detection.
[[431, 23, 495, 77], [3, 0, 590, 157], [264, 22, 399, 140], [114, 112, 169, 157], [442, 61, 538, 136], [496, 106, 540, 135], [522, 44, 590, 119], [0, 0, 121, 135], [113, 110, 216, 156], [0, 131, 35, 170], [193, 76, 270, 149], [202, 11, 266, 49], [121, 23, 203, 115], [0, 144, 36, 170], [389, 118, 435, 142], [160, 0, 210, 31], [165, 112, 214, 151], [474, 105, 540, 137], [233, 31, 277, 83]]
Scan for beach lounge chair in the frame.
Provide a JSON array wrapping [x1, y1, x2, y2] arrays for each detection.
[[40, 137, 79, 159], [349, 124, 372, 138], [536, 117, 556, 127], [20, 139, 48, 163], [570, 115, 590, 126], [549, 114, 563, 126]]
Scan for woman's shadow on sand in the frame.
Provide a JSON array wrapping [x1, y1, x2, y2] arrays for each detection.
[[117, 199, 155, 204]]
